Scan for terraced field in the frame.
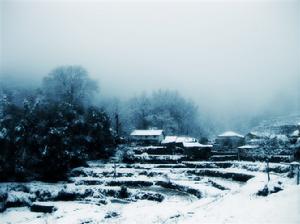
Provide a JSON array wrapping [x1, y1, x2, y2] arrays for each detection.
[[0, 160, 299, 224]]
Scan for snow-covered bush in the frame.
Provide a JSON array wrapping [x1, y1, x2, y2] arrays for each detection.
[[6, 191, 35, 208], [105, 211, 120, 219], [256, 181, 283, 197], [133, 191, 164, 202], [140, 152, 150, 160], [123, 149, 135, 163]]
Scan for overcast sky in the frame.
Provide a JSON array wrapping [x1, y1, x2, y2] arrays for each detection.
[[1, 0, 299, 130]]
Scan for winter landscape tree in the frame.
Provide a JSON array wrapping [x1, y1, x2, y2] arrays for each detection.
[[43, 65, 98, 106], [127, 90, 202, 136], [0, 66, 115, 181]]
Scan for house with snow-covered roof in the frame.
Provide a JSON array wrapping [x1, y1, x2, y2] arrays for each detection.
[[214, 131, 245, 151], [183, 141, 213, 160], [130, 129, 165, 145], [161, 135, 212, 159]]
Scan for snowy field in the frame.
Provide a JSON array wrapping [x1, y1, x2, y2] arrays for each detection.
[[0, 160, 299, 224]]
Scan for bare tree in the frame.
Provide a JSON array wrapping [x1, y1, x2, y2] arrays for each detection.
[[43, 65, 98, 106], [127, 90, 201, 136]]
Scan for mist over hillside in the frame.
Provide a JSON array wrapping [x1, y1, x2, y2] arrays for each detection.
[[1, 1, 300, 223], [1, 0, 299, 135]]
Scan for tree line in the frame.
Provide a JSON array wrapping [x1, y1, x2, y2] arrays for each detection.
[[104, 90, 203, 137], [0, 65, 204, 181]]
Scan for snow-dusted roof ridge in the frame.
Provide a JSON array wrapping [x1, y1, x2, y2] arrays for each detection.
[[130, 129, 164, 136], [161, 136, 199, 144], [238, 145, 259, 149], [218, 131, 244, 138], [183, 142, 213, 148]]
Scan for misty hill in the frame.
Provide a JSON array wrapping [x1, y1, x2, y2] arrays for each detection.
[[251, 113, 300, 136]]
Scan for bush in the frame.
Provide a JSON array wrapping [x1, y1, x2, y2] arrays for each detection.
[[119, 186, 129, 199], [134, 191, 164, 202], [0, 192, 8, 212]]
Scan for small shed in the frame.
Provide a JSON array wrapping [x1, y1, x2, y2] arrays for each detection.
[[245, 132, 262, 142], [182, 142, 213, 160], [237, 144, 259, 154], [130, 129, 165, 145]]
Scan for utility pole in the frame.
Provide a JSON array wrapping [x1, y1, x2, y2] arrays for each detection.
[[290, 161, 300, 185], [266, 159, 270, 182], [297, 165, 299, 185], [115, 113, 119, 136], [113, 161, 117, 179]]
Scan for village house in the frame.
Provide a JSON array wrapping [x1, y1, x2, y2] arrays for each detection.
[[237, 144, 260, 160], [130, 129, 165, 145], [214, 131, 245, 151], [161, 135, 212, 159]]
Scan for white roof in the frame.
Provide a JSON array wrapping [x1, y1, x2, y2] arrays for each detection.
[[183, 142, 213, 148], [218, 131, 244, 138], [130, 129, 163, 136], [161, 136, 200, 144], [161, 136, 177, 144], [175, 136, 197, 143], [238, 145, 259, 149]]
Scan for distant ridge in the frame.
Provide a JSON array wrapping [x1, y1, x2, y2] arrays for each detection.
[[252, 113, 300, 135]]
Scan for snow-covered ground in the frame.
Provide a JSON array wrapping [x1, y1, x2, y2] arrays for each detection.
[[0, 161, 299, 224]]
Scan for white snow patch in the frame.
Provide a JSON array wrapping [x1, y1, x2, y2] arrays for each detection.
[[130, 130, 163, 136], [291, 130, 299, 137], [238, 145, 259, 149]]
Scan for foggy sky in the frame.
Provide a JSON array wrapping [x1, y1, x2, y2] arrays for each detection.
[[1, 0, 299, 131]]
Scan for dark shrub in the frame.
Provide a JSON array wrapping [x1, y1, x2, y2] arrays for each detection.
[[31, 203, 57, 213], [119, 186, 129, 199]]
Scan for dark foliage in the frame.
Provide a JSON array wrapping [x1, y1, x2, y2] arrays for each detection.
[[134, 191, 164, 202], [0, 66, 116, 182], [30, 203, 57, 213], [105, 211, 120, 219], [0, 99, 115, 181], [119, 186, 129, 198], [186, 169, 254, 182]]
